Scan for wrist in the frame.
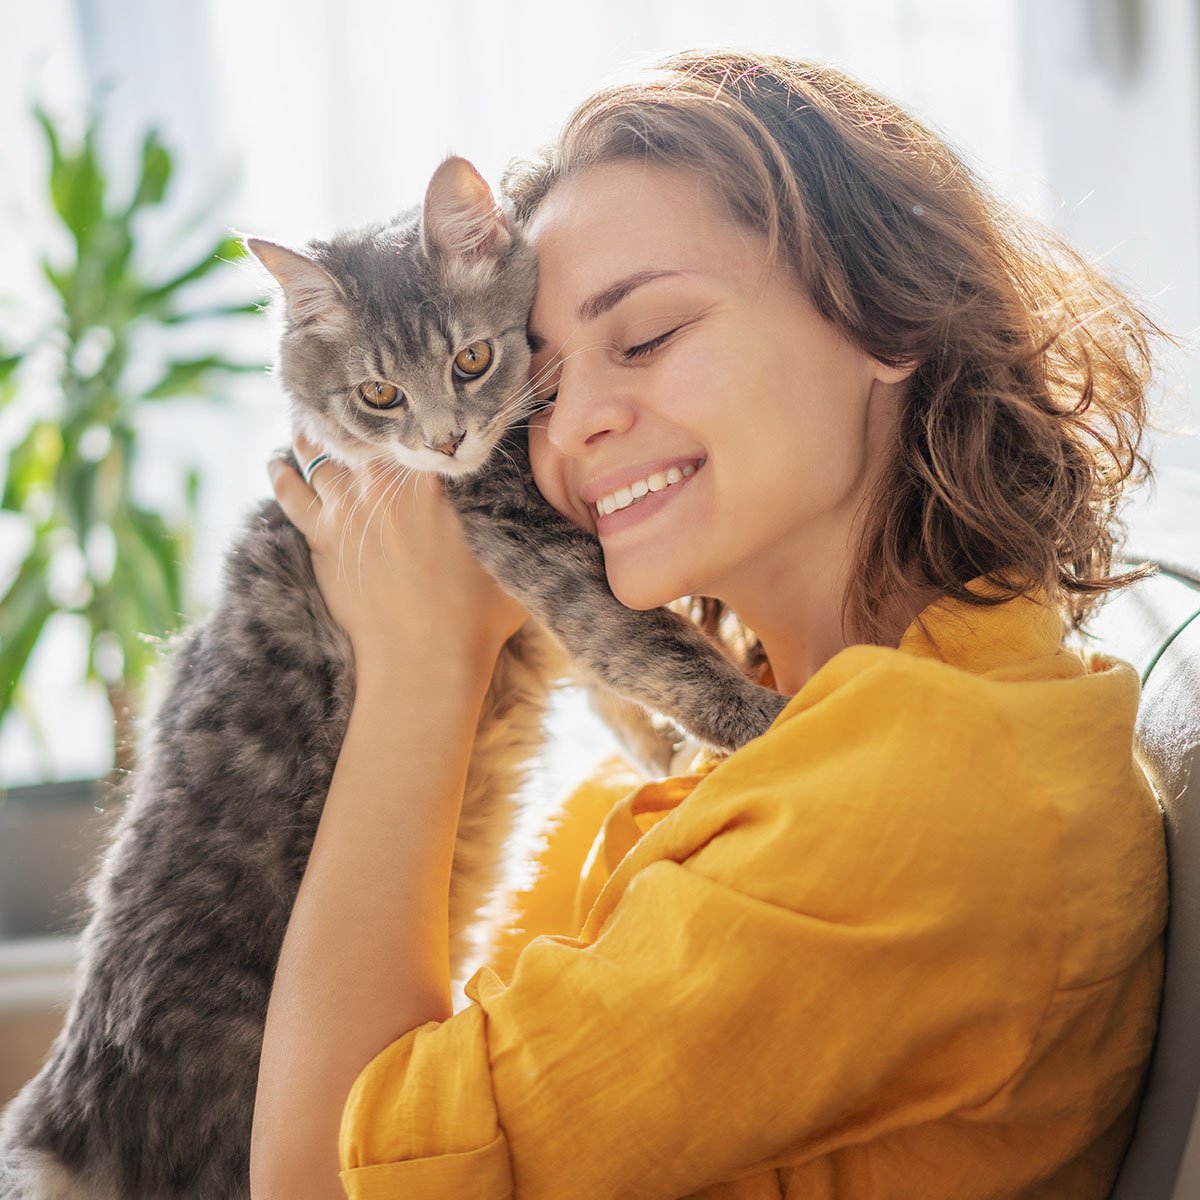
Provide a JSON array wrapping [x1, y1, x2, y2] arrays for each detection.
[[350, 639, 499, 700]]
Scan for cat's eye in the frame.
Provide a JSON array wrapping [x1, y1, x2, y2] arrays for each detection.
[[453, 340, 493, 380], [357, 381, 405, 410]]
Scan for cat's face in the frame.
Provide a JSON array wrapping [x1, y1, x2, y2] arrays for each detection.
[[248, 157, 538, 478]]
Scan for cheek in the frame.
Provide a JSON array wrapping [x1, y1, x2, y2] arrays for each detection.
[[527, 413, 585, 526]]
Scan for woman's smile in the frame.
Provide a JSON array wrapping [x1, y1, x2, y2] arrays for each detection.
[[592, 457, 706, 535]]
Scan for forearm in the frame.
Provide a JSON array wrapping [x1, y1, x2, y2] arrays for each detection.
[[249, 650, 494, 1199]]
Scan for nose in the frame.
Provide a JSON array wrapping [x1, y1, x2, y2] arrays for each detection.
[[425, 432, 465, 457], [543, 362, 635, 458]]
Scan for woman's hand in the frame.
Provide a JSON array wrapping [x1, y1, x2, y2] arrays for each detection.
[[268, 430, 529, 677]]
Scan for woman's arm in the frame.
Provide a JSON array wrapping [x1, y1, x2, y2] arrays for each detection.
[[250, 433, 527, 1198], [248, 648, 493, 1199]]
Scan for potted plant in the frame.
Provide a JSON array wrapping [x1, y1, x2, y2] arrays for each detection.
[[0, 106, 264, 939]]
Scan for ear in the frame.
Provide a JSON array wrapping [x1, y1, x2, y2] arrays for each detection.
[[244, 237, 350, 336], [873, 356, 920, 385], [420, 156, 510, 264]]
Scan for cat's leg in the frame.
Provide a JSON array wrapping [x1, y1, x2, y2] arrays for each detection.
[[513, 540, 786, 753]]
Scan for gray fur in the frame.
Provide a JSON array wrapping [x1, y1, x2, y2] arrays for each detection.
[[0, 158, 784, 1199]]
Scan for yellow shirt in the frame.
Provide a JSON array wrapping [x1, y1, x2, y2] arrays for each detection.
[[337, 588, 1167, 1199]]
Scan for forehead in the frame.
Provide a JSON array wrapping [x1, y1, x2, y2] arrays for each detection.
[[526, 162, 768, 325]]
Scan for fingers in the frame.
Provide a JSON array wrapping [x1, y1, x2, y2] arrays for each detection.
[[268, 455, 323, 541], [293, 430, 339, 494], [268, 431, 449, 558], [269, 431, 343, 542]]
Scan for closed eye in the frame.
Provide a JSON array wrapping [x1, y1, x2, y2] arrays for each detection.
[[623, 326, 681, 360], [530, 323, 682, 410]]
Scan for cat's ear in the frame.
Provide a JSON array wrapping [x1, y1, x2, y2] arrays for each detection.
[[421, 156, 510, 270], [244, 237, 351, 337]]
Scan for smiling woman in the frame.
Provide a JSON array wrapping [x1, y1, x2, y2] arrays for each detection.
[[260, 50, 1171, 1200]]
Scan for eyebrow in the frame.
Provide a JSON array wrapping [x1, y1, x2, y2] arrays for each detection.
[[527, 268, 690, 352]]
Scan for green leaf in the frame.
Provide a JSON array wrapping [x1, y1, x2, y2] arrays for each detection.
[[39, 108, 106, 251], [0, 352, 21, 415], [143, 355, 263, 400], [126, 506, 185, 620], [105, 514, 183, 679], [1, 423, 63, 514], [0, 543, 53, 635], [140, 233, 248, 306], [61, 453, 97, 539], [183, 467, 202, 516], [0, 350, 21, 417], [98, 219, 136, 298], [33, 105, 63, 189], [0, 607, 53, 724], [41, 254, 74, 302], [0, 549, 54, 721], [161, 299, 266, 324], [127, 129, 172, 212]]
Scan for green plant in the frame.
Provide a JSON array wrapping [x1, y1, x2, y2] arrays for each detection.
[[0, 106, 264, 788]]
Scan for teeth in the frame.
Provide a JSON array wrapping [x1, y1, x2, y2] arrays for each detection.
[[594, 460, 704, 519]]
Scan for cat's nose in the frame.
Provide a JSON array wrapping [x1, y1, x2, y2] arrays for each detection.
[[426, 432, 465, 457]]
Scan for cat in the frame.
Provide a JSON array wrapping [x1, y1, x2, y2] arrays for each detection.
[[0, 156, 787, 1199]]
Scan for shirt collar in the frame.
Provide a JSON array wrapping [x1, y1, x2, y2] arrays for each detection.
[[897, 578, 1066, 675], [690, 580, 1067, 770]]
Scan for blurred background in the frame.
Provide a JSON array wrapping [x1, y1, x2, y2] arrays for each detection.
[[0, 0, 1196, 958]]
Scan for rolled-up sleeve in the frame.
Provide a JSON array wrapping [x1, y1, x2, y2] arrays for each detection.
[[337, 1000, 510, 1198]]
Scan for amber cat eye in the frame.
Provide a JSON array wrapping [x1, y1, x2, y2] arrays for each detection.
[[452, 341, 493, 379], [357, 381, 404, 409]]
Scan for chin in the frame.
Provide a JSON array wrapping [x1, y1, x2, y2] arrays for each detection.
[[605, 564, 690, 612]]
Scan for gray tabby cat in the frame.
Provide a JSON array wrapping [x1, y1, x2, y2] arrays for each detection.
[[0, 157, 786, 1199]]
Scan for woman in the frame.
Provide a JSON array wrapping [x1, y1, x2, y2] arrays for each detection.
[[251, 51, 1169, 1199]]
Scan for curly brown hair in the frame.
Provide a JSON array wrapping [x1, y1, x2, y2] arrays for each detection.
[[501, 49, 1173, 658]]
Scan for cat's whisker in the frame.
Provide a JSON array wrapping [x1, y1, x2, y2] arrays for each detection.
[[374, 467, 412, 570], [328, 451, 403, 583], [491, 377, 563, 425], [334, 465, 384, 586], [489, 345, 574, 416], [491, 338, 618, 429], [488, 386, 543, 426], [312, 463, 354, 542], [354, 469, 402, 598], [338, 460, 393, 583], [492, 444, 520, 474]]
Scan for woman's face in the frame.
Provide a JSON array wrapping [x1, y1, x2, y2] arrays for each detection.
[[525, 161, 912, 616]]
